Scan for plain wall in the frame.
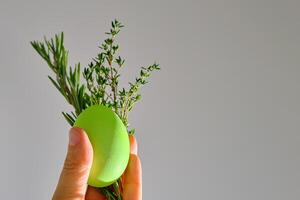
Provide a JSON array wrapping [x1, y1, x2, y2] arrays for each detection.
[[1, 0, 300, 199]]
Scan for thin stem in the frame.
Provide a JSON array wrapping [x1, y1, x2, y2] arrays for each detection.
[[107, 35, 119, 113]]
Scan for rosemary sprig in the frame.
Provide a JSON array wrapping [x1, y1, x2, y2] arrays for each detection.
[[31, 19, 160, 199]]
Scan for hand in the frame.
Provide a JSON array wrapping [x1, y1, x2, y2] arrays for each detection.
[[52, 127, 142, 200]]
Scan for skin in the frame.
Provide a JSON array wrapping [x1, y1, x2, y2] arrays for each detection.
[[52, 127, 142, 200]]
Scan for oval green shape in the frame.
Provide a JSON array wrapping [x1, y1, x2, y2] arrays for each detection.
[[74, 105, 130, 187]]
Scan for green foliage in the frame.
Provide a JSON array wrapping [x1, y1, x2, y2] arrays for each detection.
[[31, 19, 160, 200], [31, 33, 90, 116]]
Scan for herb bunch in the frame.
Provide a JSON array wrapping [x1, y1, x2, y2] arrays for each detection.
[[31, 19, 160, 200]]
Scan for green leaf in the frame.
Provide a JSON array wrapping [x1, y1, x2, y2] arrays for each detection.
[[62, 112, 75, 126], [47, 76, 66, 97]]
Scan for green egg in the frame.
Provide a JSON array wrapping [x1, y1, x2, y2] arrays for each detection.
[[74, 105, 130, 187]]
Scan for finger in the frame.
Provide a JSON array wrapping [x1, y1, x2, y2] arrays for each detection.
[[121, 134, 138, 185], [129, 134, 138, 155], [85, 186, 106, 200], [122, 154, 142, 200], [52, 127, 93, 200]]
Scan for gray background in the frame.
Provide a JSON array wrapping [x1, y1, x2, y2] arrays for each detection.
[[0, 0, 300, 199]]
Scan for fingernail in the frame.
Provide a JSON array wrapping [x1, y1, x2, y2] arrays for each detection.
[[69, 128, 80, 146]]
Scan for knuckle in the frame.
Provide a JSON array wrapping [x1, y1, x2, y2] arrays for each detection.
[[63, 155, 90, 174]]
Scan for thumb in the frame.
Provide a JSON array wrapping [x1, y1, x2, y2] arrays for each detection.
[[52, 127, 93, 200]]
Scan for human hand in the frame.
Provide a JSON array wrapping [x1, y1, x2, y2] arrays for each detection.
[[52, 127, 142, 200]]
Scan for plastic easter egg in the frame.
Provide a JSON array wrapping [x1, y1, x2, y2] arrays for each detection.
[[74, 105, 130, 187]]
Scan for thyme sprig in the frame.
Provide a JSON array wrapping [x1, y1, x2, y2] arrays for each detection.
[[31, 19, 160, 200]]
